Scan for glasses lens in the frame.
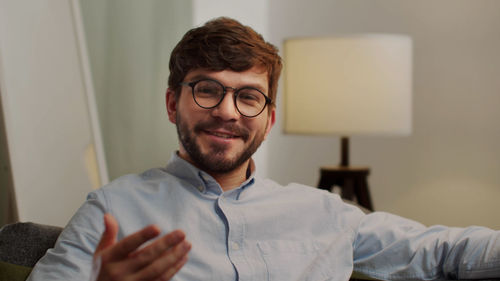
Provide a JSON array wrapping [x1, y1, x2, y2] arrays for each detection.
[[193, 80, 223, 108], [236, 88, 267, 117]]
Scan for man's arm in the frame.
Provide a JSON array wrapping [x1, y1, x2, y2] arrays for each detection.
[[353, 212, 500, 280]]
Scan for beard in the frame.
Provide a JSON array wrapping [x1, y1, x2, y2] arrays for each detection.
[[176, 113, 267, 174]]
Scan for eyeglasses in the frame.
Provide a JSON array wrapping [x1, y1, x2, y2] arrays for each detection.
[[180, 78, 271, 118]]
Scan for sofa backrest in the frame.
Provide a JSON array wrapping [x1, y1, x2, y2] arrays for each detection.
[[0, 222, 62, 267]]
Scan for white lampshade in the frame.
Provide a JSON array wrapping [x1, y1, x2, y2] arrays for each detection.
[[283, 34, 412, 136]]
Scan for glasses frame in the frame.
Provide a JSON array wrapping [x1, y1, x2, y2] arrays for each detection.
[[180, 78, 272, 118]]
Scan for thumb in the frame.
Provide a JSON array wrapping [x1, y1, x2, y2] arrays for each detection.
[[95, 213, 118, 256]]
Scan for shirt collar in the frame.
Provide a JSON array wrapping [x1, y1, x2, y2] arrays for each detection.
[[164, 152, 256, 197]]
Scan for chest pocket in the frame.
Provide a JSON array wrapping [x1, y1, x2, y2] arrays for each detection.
[[257, 240, 334, 281]]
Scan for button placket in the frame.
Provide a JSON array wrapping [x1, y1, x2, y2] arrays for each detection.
[[217, 195, 252, 280]]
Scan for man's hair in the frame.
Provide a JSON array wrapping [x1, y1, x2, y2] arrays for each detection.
[[168, 17, 282, 107]]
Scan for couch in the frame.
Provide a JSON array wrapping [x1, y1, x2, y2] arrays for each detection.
[[0, 222, 62, 281]]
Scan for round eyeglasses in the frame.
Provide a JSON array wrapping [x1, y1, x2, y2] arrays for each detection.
[[180, 78, 272, 118]]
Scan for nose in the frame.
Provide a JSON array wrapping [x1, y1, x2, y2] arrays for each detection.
[[210, 89, 239, 121]]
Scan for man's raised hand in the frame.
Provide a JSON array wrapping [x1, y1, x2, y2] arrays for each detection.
[[93, 214, 191, 281]]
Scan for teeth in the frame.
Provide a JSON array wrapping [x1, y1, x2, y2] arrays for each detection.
[[210, 132, 235, 138]]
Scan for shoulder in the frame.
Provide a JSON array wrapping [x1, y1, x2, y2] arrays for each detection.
[[258, 178, 341, 200], [86, 167, 190, 214], [256, 178, 362, 212], [98, 167, 179, 196], [253, 178, 367, 232]]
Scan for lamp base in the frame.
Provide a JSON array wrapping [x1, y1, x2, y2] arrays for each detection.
[[317, 165, 373, 211]]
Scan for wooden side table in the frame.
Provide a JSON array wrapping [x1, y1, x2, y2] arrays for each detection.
[[317, 166, 374, 211]]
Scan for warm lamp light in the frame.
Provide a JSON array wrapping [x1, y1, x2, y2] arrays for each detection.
[[284, 34, 412, 167]]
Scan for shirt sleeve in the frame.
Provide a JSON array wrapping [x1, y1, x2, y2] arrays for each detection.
[[27, 190, 108, 281], [352, 211, 500, 280]]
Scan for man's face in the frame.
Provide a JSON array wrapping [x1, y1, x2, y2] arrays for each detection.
[[166, 67, 275, 175]]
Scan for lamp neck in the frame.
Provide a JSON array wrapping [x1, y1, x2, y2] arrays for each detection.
[[340, 136, 350, 167]]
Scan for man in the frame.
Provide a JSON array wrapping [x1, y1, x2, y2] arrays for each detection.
[[28, 17, 500, 281]]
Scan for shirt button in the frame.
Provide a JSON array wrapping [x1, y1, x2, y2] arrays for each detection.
[[231, 242, 240, 251]]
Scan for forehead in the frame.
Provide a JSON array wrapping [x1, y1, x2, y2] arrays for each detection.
[[184, 67, 269, 92]]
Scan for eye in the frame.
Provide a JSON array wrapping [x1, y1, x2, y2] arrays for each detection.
[[240, 92, 259, 101], [237, 89, 264, 105], [194, 80, 222, 97]]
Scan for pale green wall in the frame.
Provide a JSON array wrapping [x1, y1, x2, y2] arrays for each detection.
[[80, 0, 192, 179]]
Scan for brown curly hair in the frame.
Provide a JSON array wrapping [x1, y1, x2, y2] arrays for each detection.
[[168, 17, 282, 108]]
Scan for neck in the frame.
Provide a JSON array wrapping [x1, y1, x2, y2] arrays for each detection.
[[176, 151, 253, 191], [211, 160, 252, 191]]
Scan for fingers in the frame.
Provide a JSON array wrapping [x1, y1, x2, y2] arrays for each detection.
[[105, 225, 162, 262], [128, 230, 186, 268], [159, 253, 189, 281], [95, 214, 119, 256], [131, 235, 191, 280]]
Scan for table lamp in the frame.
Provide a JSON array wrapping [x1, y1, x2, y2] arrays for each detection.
[[283, 34, 412, 210]]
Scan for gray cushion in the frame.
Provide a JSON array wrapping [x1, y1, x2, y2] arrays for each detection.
[[0, 222, 62, 267]]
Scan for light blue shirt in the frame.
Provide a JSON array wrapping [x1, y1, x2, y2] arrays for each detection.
[[28, 153, 500, 281]]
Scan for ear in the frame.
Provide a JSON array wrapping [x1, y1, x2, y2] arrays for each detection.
[[263, 108, 276, 140], [166, 88, 177, 124]]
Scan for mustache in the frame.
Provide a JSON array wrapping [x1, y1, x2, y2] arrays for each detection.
[[194, 120, 250, 141]]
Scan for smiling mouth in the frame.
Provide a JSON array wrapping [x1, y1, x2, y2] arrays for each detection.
[[206, 130, 240, 139], [195, 121, 249, 141]]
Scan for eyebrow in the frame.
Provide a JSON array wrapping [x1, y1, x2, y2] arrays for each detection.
[[186, 74, 211, 81], [186, 74, 268, 94]]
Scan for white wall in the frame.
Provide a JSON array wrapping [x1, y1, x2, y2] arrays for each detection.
[[0, 0, 107, 226], [268, 0, 500, 228]]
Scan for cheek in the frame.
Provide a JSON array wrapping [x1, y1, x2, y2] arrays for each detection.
[[246, 118, 269, 135], [176, 98, 202, 124]]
